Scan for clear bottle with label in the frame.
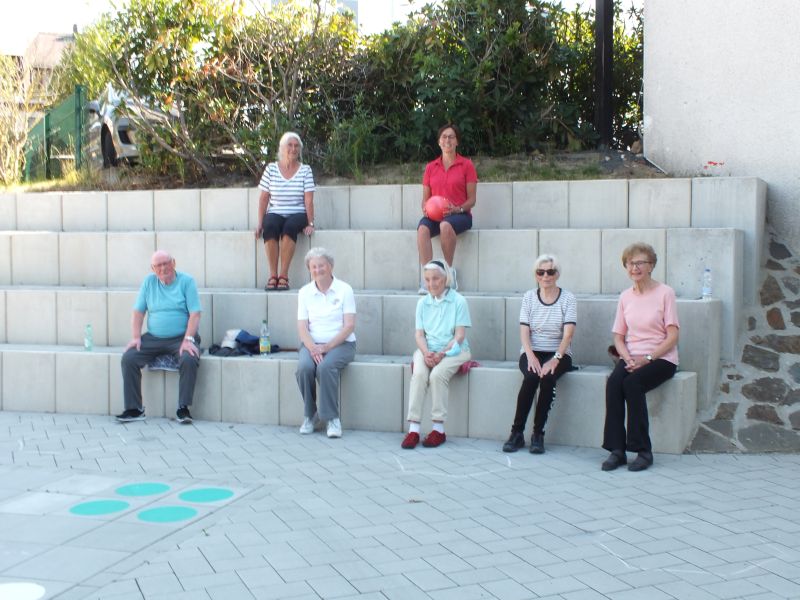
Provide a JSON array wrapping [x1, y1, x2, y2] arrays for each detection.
[[259, 319, 271, 355], [84, 324, 93, 351], [702, 268, 713, 299]]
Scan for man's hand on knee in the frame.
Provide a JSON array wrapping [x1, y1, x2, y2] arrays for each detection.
[[125, 337, 142, 352]]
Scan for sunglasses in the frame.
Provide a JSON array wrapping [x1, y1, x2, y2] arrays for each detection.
[[536, 269, 557, 276]]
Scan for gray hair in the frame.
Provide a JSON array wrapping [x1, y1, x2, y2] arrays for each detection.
[[277, 131, 303, 162], [533, 253, 561, 273], [423, 260, 452, 288], [305, 247, 334, 269]]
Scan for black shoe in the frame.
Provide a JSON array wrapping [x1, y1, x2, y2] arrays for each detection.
[[502, 431, 525, 452], [176, 406, 193, 424], [628, 451, 653, 472], [115, 408, 145, 422], [601, 450, 627, 471], [529, 432, 545, 454]]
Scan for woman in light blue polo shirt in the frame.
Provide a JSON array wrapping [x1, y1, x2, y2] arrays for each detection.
[[402, 261, 472, 449]]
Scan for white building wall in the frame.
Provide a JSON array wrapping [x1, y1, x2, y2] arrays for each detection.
[[644, 0, 800, 250]]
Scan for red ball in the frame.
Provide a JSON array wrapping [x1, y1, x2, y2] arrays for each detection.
[[425, 195, 448, 222]]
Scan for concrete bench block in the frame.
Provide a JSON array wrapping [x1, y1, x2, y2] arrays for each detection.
[[474, 182, 512, 229], [107, 291, 139, 346], [352, 294, 382, 355], [0, 193, 16, 229], [402, 184, 423, 230], [465, 296, 506, 361], [675, 299, 721, 411], [545, 366, 609, 448], [648, 372, 697, 454], [278, 358, 303, 426], [154, 189, 201, 231], [2, 351, 55, 412], [221, 356, 280, 425], [666, 228, 742, 359], [569, 180, 628, 228], [692, 177, 766, 305], [364, 231, 418, 291], [402, 363, 469, 438], [0, 292, 5, 342], [107, 191, 154, 231], [7, 290, 56, 343], [109, 352, 166, 418], [12, 232, 59, 285], [538, 229, 601, 293], [312, 230, 365, 289], [478, 230, 538, 293], [382, 296, 418, 356], [467, 366, 521, 440], [0, 234, 10, 285], [59, 233, 108, 286], [512, 181, 568, 229], [206, 232, 256, 288], [267, 293, 299, 350], [568, 297, 616, 366], [350, 185, 402, 230], [197, 293, 213, 346], [62, 192, 107, 231], [601, 229, 666, 294], [56, 352, 109, 414], [201, 188, 249, 231], [341, 361, 404, 432], [254, 234, 310, 292], [166, 357, 221, 421], [315, 186, 350, 230], [431, 230, 478, 292], [16, 192, 61, 231], [107, 232, 156, 287], [629, 179, 691, 228], [504, 296, 524, 362], [247, 187, 260, 231], [57, 291, 108, 346], [156, 231, 206, 287], [212, 292, 267, 345]]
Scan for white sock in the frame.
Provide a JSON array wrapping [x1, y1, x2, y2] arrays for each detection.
[[432, 422, 445, 434], [409, 422, 420, 434]]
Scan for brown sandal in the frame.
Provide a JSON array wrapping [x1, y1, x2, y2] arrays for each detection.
[[265, 276, 278, 291], [276, 276, 290, 291]]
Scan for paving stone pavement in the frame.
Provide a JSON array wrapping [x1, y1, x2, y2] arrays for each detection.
[[1, 412, 800, 600]]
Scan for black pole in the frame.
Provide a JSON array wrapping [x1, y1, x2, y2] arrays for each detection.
[[595, 0, 613, 149]]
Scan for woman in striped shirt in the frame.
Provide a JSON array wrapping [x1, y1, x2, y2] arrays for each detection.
[[502, 254, 577, 455], [255, 132, 316, 291]]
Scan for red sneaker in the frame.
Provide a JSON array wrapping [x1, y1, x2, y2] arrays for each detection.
[[401, 432, 420, 449], [422, 430, 446, 448]]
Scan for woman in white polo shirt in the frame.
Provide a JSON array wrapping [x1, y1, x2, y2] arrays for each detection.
[[296, 247, 356, 438]]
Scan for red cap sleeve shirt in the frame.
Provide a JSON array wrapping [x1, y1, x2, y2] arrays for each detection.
[[422, 154, 478, 213]]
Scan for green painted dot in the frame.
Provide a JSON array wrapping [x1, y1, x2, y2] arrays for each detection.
[[178, 488, 234, 503], [138, 506, 198, 523], [70, 500, 130, 516], [115, 482, 171, 497]]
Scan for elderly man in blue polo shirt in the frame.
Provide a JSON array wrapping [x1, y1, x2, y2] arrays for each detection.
[[116, 250, 202, 424]]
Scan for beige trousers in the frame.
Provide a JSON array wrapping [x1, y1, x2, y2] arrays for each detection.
[[407, 348, 471, 423]]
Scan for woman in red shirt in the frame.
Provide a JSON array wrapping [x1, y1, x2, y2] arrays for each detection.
[[417, 123, 478, 293]]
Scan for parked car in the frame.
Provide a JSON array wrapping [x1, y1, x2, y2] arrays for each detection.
[[85, 84, 141, 168]]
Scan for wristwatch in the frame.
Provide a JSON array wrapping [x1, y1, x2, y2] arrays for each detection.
[[308, 221, 315, 227], [554, 351, 563, 360], [646, 354, 654, 362], [185, 336, 196, 343]]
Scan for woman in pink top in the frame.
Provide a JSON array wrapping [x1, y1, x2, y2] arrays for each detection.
[[602, 242, 679, 473]]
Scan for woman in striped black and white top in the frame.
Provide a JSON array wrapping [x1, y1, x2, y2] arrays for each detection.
[[502, 254, 577, 455], [255, 132, 316, 291]]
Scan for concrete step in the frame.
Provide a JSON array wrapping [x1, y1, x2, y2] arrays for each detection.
[[0, 287, 721, 411], [0, 346, 697, 454]]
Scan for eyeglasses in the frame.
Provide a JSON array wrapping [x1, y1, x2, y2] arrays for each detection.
[[440, 134, 457, 140], [536, 269, 557, 276], [152, 261, 173, 269], [626, 260, 652, 269]]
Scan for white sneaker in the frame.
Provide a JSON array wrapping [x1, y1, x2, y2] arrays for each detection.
[[327, 418, 342, 438], [449, 267, 458, 291], [418, 280, 427, 295], [299, 413, 318, 434]]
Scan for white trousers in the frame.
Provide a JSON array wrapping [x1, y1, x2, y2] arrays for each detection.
[[407, 348, 471, 423]]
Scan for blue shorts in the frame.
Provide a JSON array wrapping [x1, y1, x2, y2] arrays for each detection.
[[262, 212, 308, 242], [418, 213, 472, 237]]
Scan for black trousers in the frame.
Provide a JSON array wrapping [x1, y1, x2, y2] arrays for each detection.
[[511, 351, 573, 435], [603, 358, 677, 453]]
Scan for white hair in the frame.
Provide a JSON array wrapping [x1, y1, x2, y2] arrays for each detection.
[[277, 131, 303, 162], [423, 260, 452, 288], [533, 253, 560, 273], [305, 247, 334, 269]]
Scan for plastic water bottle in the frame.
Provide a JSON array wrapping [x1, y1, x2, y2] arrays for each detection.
[[84, 324, 93, 351], [702, 268, 713, 299], [259, 319, 271, 355]]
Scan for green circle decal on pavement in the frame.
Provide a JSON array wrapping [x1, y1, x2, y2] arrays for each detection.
[[115, 482, 171, 497], [178, 487, 234, 503], [138, 506, 198, 523], [70, 500, 130, 516]]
